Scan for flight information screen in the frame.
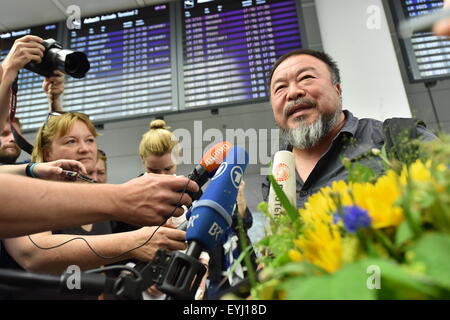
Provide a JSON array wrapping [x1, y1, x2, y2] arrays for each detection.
[[0, 24, 59, 130], [182, 0, 303, 109], [64, 4, 175, 123], [390, 0, 450, 82]]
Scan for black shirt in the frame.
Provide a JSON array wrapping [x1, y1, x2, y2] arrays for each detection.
[[262, 110, 437, 208]]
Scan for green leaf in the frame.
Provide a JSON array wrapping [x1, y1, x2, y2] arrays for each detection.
[[269, 261, 324, 279], [281, 261, 377, 300], [410, 233, 450, 290], [347, 163, 377, 183], [267, 174, 298, 224], [417, 191, 435, 208], [280, 258, 447, 299], [396, 221, 414, 246], [363, 258, 444, 299], [257, 201, 269, 216]]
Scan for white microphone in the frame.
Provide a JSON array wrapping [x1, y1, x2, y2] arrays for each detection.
[[268, 150, 297, 220]]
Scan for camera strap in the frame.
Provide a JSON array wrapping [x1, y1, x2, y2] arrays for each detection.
[[9, 72, 34, 155]]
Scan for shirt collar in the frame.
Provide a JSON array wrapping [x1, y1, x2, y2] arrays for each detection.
[[339, 110, 358, 137]]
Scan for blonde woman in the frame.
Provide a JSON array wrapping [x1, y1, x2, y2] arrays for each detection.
[[119, 119, 208, 299], [139, 119, 180, 176]]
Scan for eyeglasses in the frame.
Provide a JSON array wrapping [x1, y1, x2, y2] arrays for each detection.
[[45, 111, 90, 125], [44, 111, 68, 126], [47, 110, 68, 118]]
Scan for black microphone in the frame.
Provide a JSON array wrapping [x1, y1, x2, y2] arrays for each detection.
[[185, 141, 233, 201], [0, 268, 115, 297]]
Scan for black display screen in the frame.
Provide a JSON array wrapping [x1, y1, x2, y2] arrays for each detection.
[[0, 24, 59, 130], [390, 0, 450, 82], [1, 1, 306, 131], [182, 0, 303, 108], [64, 4, 175, 123]]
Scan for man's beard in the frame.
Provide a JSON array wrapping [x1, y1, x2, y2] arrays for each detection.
[[279, 101, 341, 150], [0, 144, 21, 164]]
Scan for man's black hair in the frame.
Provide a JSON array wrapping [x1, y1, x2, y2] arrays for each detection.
[[267, 48, 341, 94]]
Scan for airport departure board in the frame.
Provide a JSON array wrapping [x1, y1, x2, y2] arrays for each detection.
[[1, 1, 306, 132], [64, 4, 175, 123], [182, 0, 303, 108], [0, 24, 59, 130], [390, 0, 450, 82]]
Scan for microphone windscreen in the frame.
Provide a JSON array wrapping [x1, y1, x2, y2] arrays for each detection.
[[268, 150, 296, 219], [186, 146, 249, 250], [200, 141, 233, 173]]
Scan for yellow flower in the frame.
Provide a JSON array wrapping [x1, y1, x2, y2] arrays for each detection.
[[410, 160, 432, 182], [300, 180, 352, 223], [288, 249, 302, 262], [293, 219, 342, 273], [301, 189, 335, 222], [353, 170, 403, 228], [400, 159, 433, 185], [330, 180, 353, 207]]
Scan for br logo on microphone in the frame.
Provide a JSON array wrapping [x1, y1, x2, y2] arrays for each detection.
[[273, 163, 290, 182], [208, 222, 224, 241]]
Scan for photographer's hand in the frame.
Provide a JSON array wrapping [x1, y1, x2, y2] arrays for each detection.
[[0, 35, 45, 130], [43, 70, 65, 112], [1, 35, 45, 85]]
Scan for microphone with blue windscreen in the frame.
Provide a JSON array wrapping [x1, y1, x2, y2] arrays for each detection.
[[185, 145, 249, 255], [154, 146, 249, 299]]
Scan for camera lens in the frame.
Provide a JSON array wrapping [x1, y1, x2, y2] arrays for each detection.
[[64, 52, 90, 78]]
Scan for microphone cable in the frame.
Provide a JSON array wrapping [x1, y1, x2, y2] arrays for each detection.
[[26, 178, 192, 260]]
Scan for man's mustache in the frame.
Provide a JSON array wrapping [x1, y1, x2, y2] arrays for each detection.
[[0, 143, 20, 150], [283, 99, 317, 119]]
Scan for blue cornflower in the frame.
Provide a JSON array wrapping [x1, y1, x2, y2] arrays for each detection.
[[334, 206, 372, 233]]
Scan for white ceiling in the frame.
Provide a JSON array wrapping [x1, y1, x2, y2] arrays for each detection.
[[0, 0, 173, 32]]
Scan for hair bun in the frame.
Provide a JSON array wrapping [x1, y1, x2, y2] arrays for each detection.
[[149, 119, 170, 130]]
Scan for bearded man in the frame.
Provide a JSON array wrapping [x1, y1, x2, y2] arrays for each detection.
[[263, 49, 436, 208], [0, 120, 22, 164]]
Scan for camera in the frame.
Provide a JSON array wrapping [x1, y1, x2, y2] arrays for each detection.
[[25, 38, 90, 78]]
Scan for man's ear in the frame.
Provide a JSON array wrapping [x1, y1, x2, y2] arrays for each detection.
[[335, 83, 342, 97]]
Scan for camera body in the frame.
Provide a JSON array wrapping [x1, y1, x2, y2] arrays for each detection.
[[25, 38, 90, 78]]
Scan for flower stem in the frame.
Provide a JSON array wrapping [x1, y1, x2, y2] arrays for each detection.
[[236, 208, 258, 290], [372, 229, 402, 262]]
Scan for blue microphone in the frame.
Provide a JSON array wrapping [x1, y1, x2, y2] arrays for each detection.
[[150, 146, 249, 299], [185, 146, 249, 257]]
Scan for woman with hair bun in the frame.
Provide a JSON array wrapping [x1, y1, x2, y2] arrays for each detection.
[[138, 119, 181, 176]]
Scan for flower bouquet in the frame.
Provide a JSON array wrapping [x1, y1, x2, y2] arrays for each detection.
[[252, 137, 450, 300]]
